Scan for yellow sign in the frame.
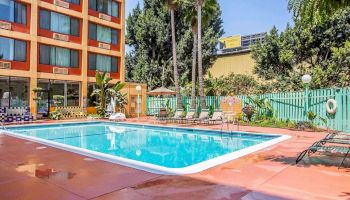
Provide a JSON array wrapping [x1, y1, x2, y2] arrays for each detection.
[[219, 35, 241, 49]]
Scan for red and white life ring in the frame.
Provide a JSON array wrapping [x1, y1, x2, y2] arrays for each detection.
[[326, 99, 337, 114]]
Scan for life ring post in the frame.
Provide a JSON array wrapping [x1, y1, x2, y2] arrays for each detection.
[[326, 99, 337, 115]]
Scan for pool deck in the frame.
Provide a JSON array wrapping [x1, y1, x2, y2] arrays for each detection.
[[0, 118, 350, 200]]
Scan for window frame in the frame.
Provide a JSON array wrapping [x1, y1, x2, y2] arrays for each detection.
[[0, 0, 27, 25], [39, 44, 79, 68], [88, 52, 118, 72], [88, 22, 118, 45], [39, 9, 80, 37], [88, 0, 119, 18], [0, 36, 27, 62]]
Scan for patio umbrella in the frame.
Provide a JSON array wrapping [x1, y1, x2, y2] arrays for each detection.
[[147, 87, 176, 115], [147, 87, 176, 96]]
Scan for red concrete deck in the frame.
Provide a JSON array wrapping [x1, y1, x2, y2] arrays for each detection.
[[0, 118, 349, 200]]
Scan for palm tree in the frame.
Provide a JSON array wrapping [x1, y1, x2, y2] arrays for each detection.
[[91, 71, 126, 116], [288, 0, 350, 24], [196, 0, 218, 109], [182, 0, 218, 109], [183, 4, 198, 110], [162, 0, 182, 109]]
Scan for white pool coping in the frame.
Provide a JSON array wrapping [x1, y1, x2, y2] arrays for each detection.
[[2, 121, 291, 175]]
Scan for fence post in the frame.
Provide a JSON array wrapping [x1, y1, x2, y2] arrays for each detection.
[[335, 88, 343, 131]]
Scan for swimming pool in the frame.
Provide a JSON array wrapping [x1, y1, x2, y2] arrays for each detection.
[[4, 122, 290, 174]]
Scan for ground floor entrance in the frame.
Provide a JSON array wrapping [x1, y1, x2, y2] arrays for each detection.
[[36, 79, 80, 118], [0, 75, 147, 119]]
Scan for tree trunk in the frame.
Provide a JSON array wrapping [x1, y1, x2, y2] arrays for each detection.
[[191, 32, 197, 110], [197, 1, 206, 109], [170, 9, 182, 109]]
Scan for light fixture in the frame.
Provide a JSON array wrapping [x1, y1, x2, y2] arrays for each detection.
[[136, 85, 142, 92], [301, 74, 312, 84]]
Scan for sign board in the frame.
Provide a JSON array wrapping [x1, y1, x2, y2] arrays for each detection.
[[219, 35, 241, 49]]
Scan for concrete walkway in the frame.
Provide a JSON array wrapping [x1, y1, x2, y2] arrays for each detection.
[[0, 119, 349, 200]]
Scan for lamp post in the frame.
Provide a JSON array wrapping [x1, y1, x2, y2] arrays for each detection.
[[136, 85, 142, 119], [302, 74, 312, 118]]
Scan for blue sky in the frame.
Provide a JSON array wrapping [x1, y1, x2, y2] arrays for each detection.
[[125, 0, 293, 37]]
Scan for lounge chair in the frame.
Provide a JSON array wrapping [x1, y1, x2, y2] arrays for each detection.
[[324, 132, 350, 140], [296, 139, 350, 168], [177, 109, 196, 124], [188, 109, 210, 124], [206, 110, 223, 125], [166, 109, 184, 123], [156, 108, 168, 121]]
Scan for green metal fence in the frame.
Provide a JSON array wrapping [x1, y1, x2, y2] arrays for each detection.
[[147, 87, 350, 132]]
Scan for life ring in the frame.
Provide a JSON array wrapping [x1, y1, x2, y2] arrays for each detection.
[[326, 99, 337, 114]]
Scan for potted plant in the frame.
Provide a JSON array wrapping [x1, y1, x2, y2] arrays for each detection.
[[32, 87, 44, 119], [242, 105, 255, 122], [49, 95, 64, 120]]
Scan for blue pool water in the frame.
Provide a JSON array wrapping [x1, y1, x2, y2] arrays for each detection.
[[7, 122, 279, 168]]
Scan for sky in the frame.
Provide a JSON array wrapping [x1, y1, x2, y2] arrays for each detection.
[[125, 0, 294, 37]]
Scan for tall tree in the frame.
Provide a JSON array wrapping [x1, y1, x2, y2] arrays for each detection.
[[162, 0, 182, 109], [288, 0, 350, 24], [195, 0, 218, 109], [252, 8, 350, 91], [184, 6, 198, 109], [181, 0, 218, 109], [126, 0, 223, 94], [197, 0, 205, 109]]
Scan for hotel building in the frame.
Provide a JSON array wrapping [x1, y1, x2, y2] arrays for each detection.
[[0, 0, 146, 118], [209, 32, 267, 78]]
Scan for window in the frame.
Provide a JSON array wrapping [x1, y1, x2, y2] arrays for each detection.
[[0, 0, 27, 24], [67, 82, 80, 106], [39, 9, 80, 36], [0, 36, 26, 62], [87, 83, 97, 106], [14, 40, 26, 61], [39, 44, 79, 68], [65, 0, 80, 5], [0, 76, 29, 107], [39, 10, 50, 30], [9, 77, 29, 107], [89, 0, 119, 17], [88, 23, 118, 45], [70, 18, 80, 36], [14, 2, 26, 24], [88, 53, 118, 72], [51, 12, 70, 34], [38, 79, 81, 110], [111, 29, 118, 45], [88, 23, 97, 40]]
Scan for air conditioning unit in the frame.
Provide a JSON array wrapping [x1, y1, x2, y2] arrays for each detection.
[[0, 21, 11, 30], [53, 33, 69, 42], [0, 62, 11, 69], [99, 13, 111, 22], [98, 42, 111, 50], [54, 0, 69, 8], [53, 67, 68, 75]]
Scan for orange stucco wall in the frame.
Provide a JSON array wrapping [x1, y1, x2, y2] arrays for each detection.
[[0, 0, 148, 118]]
